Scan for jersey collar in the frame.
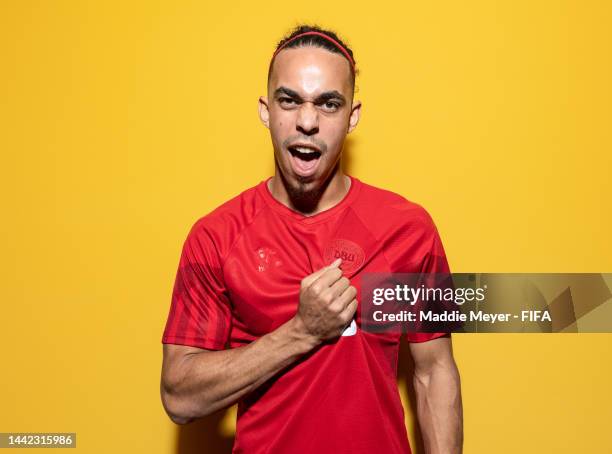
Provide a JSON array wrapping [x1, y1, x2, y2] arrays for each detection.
[[257, 175, 361, 225]]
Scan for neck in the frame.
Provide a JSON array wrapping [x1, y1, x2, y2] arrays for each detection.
[[268, 167, 351, 216]]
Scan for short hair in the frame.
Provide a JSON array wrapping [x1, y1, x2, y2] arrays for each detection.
[[267, 24, 358, 90]]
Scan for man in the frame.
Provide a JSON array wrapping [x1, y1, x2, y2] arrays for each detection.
[[161, 25, 463, 454]]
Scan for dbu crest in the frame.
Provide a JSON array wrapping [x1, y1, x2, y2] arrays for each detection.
[[323, 239, 365, 274]]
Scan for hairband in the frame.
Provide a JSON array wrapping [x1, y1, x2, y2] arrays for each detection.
[[271, 31, 355, 72]]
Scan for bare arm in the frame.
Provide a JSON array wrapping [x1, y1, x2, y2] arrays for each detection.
[[409, 335, 463, 454], [160, 258, 357, 424], [161, 317, 317, 424]]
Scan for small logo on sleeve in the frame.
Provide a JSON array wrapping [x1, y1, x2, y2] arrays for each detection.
[[323, 239, 365, 274]]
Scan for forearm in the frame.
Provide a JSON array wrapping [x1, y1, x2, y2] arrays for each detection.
[[413, 359, 463, 454], [162, 317, 319, 423]]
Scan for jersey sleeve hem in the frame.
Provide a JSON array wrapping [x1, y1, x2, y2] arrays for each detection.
[[161, 335, 226, 350], [406, 332, 451, 343]]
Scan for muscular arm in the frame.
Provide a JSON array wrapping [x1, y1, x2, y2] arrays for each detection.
[[160, 258, 357, 424], [161, 317, 318, 424], [409, 335, 463, 454]]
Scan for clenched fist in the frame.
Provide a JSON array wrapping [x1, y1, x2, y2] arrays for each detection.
[[293, 258, 358, 342]]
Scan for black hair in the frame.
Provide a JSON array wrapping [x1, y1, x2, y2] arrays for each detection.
[[267, 24, 358, 89]]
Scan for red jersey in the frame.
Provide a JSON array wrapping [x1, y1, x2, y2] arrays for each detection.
[[162, 176, 450, 453]]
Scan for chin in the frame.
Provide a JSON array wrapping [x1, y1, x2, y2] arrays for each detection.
[[289, 174, 318, 194], [279, 168, 319, 197]]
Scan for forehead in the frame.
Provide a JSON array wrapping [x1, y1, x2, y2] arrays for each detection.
[[269, 46, 353, 95]]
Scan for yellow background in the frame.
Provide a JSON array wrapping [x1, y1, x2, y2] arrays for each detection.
[[1, 1, 611, 452]]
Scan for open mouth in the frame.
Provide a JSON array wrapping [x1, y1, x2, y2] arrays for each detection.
[[287, 145, 322, 177]]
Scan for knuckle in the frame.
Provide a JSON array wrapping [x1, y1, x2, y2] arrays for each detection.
[[321, 290, 334, 305], [328, 268, 342, 279], [339, 314, 352, 327], [349, 300, 358, 313], [328, 301, 342, 313], [310, 283, 323, 295]]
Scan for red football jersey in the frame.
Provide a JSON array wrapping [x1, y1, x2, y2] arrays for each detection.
[[162, 176, 450, 453]]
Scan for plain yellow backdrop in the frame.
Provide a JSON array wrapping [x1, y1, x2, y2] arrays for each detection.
[[1, 1, 611, 452]]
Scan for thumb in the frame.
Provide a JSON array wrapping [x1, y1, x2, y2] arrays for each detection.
[[301, 258, 342, 287]]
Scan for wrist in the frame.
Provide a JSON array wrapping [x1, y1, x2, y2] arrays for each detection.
[[286, 316, 321, 353]]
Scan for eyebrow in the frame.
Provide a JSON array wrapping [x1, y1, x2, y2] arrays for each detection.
[[273, 86, 347, 104]]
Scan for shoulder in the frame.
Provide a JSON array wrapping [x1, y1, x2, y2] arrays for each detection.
[[352, 178, 449, 272], [353, 178, 437, 235], [183, 182, 267, 258]]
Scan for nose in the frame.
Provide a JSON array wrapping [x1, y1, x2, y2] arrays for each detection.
[[296, 102, 319, 136]]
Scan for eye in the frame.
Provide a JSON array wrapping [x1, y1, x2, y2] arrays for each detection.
[[279, 97, 298, 108], [320, 101, 341, 112]]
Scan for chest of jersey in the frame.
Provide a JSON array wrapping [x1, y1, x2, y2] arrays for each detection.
[[222, 207, 390, 339]]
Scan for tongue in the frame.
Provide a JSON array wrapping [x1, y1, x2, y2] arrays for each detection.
[[293, 155, 318, 172]]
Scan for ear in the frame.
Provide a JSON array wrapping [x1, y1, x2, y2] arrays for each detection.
[[348, 100, 361, 133], [259, 96, 270, 129]]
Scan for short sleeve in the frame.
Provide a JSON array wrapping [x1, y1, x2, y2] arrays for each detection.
[[161, 221, 232, 350], [405, 220, 452, 343]]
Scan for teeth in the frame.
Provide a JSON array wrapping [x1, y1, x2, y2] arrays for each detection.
[[294, 146, 317, 153]]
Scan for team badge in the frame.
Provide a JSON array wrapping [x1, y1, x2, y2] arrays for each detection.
[[323, 239, 365, 274]]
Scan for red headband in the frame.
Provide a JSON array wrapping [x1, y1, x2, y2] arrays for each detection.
[[271, 31, 355, 72]]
